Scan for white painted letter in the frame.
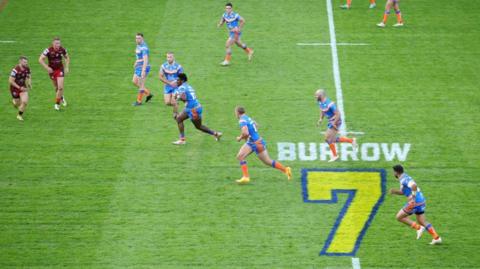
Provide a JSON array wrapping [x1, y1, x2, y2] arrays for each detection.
[[341, 143, 358, 161], [382, 143, 411, 161], [298, 143, 317, 161], [277, 142, 296, 161], [361, 143, 380, 161]]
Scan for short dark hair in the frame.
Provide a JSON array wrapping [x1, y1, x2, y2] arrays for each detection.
[[236, 106, 245, 115], [136, 33, 144, 37], [226, 2, 233, 7], [19, 56, 28, 61], [178, 73, 188, 82], [53, 37, 61, 41], [393, 164, 404, 174]]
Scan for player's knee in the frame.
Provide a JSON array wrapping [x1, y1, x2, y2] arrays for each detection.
[[236, 154, 244, 161]]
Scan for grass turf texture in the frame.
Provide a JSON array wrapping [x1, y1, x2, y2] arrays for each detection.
[[1, 0, 479, 268]]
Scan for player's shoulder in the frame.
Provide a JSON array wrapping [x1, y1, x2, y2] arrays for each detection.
[[43, 47, 52, 55]]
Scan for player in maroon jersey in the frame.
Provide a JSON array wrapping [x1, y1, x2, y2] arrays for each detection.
[[39, 37, 70, 111], [9, 56, 32, 121]]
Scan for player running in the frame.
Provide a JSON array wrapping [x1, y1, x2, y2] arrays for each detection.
[[159, 52, 183, 113], [217, 2, 254, 66], [39, 37, 70, 111], [132, 33, 153, 106], [234, 106, 292, 184], [390, 165, 442, 245], [376, 0, 404, 27], [315, 89, 357, 162], [341, 0, 376, 9], [9, 56, 32, 121], [172, 73, 222, 145]]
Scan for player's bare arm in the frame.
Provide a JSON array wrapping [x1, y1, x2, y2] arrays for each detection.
[[39, 54, 53, 73], [237, 17, 245, 32], [141, 54, 148, 78], [25, 75, 32, 90], [9, 76, 24, 91], [159, 71, 176, 87], [217, 17, 225, 28], [389, 188, 404, 195], [317, 110, 324, 126], [236, 126, 249, 142], [64, 54, 70, 74]]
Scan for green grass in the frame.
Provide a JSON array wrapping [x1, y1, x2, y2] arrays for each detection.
[[1, 0, 479, 268]]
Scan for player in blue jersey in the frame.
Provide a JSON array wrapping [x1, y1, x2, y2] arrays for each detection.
[[217, 2, 254, 66], [315, 89, 357, 162], [234, 106, 292, 184], [390, 165, 442, 245], [132, 33, 153, 106], [159, 52, 183, 112], [172, 73, 222, 145]]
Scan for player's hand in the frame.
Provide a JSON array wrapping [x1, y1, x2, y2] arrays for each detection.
[[236, 136, 242, 142], [317, 118, 323, 127], [47, 67, 53, 74], [64, 67, 69, 74], [169, 81, 177, 87], [389, 189, 396, 195], [19, 86, 26, 92]]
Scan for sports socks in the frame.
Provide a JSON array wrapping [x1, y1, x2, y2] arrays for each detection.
[[271, 160, 286, 173], [425, 224, 440, 239], [240, 160, 249, 178]]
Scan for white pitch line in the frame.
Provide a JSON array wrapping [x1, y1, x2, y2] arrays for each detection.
[[352, 257, 361, 269], [326, 0, 347, 135], [0, 40, 16, 43], [297, 42, 369, 46]]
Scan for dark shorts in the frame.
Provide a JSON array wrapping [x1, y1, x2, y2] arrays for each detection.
[[246, 139, 266, 154], [10, 86, 23, 99], [49, 69, 64, 81], [403, 201, 426, 215]]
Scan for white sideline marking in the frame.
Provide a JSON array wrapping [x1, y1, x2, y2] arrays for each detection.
[[326, 0, 347, 135], [297, 42, 369, 46], [0, 40, 16, 43], [352, 257, 361, 269]]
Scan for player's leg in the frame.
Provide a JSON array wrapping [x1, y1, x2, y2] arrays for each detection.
[[325, 128, 339, 162], [191, 117, 222, 140], [173, 111, 188, 145], [234, 36, 254, 61], [221, 37, 235, 65], [340, 0, 352, 9], [257, 148, 292, 180], [416, 213, 441, 244], [12, 97, 21, 120], [236, 143, 254, 183], [55, 76, 65, 110], [17, 91, 29, 120], [164, 93, 174, 106], [134, 75, 145, 106], [369, 0, 376, 9], [393, 0, 404, 27], [395, 208, 421, 229], [377, 0, 393, 27]]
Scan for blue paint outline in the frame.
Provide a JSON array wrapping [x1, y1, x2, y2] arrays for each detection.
[[301, 168, 387, 257]]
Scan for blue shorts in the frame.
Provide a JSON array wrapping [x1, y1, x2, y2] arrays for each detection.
[[134, 66, 151, 77], [229, 31, 242, 39], [186, 106, 203, 120], [246, 139, 266, 154], [164, 85, 178, 94], [328, 119, 342, 129], [403, 201, 426, 215]]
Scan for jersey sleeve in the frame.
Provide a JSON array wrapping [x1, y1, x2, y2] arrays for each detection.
[[63, 48, 68, 56], [10, 69, 17, 77], [42, 48, 49, 56], [407, 180, 416, 189], [238, 119, 248, 128], [329, 102, 337, 112], [178, 65, 184, 74]]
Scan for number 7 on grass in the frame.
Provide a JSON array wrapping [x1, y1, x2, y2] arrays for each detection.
[[301, 169, 386, 256]]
